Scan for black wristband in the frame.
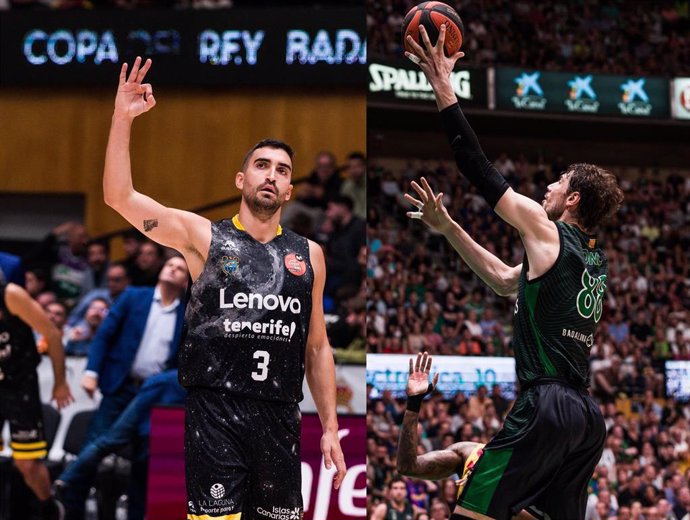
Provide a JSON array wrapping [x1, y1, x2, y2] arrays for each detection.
[[406, 384, 435, 413]]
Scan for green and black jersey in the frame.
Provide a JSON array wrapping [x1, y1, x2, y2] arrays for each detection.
[[512, 220, 607, 389]]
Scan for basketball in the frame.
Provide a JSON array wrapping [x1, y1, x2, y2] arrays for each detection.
[[402, 1, 464, 56]]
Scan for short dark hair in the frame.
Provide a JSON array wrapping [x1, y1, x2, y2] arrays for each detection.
[[122, 229, 145, 242], [388, 476, 406, 488], [88, 297, 110, 308], [347, 151, 366, 162], [566, 163, 624, 231], [87, 238, 110, 255], [330, 195, 354, 212], [241, 139, 295, 172]]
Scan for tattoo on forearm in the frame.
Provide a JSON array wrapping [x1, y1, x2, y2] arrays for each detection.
[[143, 219, 158, 232], [399, 411, 463, 479]]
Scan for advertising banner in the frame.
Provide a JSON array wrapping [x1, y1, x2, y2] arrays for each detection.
[[665, 360, 690, 401], [0, 9, 365, 87], [496, 67, 670, 118], [147, 410, 366, 520], [301, 364, 366, 415], [369, 59, 487, 108], [671, 77, 690, 120], [366, 354, 517, 400]]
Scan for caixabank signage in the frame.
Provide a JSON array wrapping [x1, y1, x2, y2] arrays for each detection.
[[496, 67, 670, 119], [671, 77, 690, 120], [369, 59, 488, 108]]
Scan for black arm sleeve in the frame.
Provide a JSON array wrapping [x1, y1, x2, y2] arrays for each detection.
[[440, 103, 509, 208]]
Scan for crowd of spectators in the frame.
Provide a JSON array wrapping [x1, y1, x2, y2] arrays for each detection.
[[368, 0, 690, 77], [366, 154, 690, 519]]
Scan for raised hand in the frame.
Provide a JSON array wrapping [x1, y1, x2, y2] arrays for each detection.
[[404, 24, 465, 85], [407, 352, 439, 397], [404, 176, 454, 234], [114, 56, 156, 120]]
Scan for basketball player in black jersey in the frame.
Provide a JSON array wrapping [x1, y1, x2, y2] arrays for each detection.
[[102, 57, 346, 520], [1, 281, 74, 519], [403, 25, 624, 520]]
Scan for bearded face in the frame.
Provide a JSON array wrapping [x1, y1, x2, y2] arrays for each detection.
[[238, 147, 293, 217], [542, 172, 572, 221]]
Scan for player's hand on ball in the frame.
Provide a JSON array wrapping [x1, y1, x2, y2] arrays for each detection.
[[114, 56, 156, 120], [405, 177, 454, 233], [320, 431, 347, 489], [405, 24, 464, 83], [407, 352, 439, 397], [52, 381, 75, 410]]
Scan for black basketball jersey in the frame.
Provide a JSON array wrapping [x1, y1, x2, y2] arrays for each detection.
[[0, 283, 41, 383], [179, 216, 314, 403], [512, 221, 608, 388], [384, 501, 414, 520]]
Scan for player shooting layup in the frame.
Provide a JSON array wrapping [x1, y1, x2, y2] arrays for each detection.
[[103, 57, 346, 520], [403, 25, 623, 520]]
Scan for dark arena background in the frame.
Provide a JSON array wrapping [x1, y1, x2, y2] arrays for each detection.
[[0, 1, 366, 519], [367, 1, 690, 519]]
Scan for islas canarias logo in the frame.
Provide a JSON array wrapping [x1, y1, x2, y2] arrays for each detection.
[[511, 71, 547, 110], [618, 78, 652, 116], [565, 75, 600, 113]]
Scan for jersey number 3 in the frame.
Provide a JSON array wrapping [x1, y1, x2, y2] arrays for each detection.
[[252, 350, 270, 381], [577, 271, 607, 323]]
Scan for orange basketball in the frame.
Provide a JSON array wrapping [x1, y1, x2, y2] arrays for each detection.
[[402, 1, 464, 57]]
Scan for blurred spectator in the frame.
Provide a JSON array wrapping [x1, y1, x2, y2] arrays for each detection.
[[68, 261, 130, 327], [371, 477, 422, 520], [283, 150, 342, 233], [129, 239, 164, 287], [340, 151, 367, 220], [121, 228, 145, 278], [24, 267, 50, 299], [64, 297, 109, 356], [36, 291, 57, 309], [36, 300, 68, 353], [81, 238, 110, 294], [25, 221, 89, 307], [0, 251, 24, 285], [319, 195, 366, 299]]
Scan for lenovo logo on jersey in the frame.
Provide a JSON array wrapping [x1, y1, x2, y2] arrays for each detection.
[[219, 289, 301, 314]]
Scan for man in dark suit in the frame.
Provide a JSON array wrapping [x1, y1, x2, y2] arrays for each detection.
[[61, 254, 188, 520]]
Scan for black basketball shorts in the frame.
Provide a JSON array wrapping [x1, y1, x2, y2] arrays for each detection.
[[0, 373, 47, 460], [455, 380, 606, 520], [185, 388, 303, 520]]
